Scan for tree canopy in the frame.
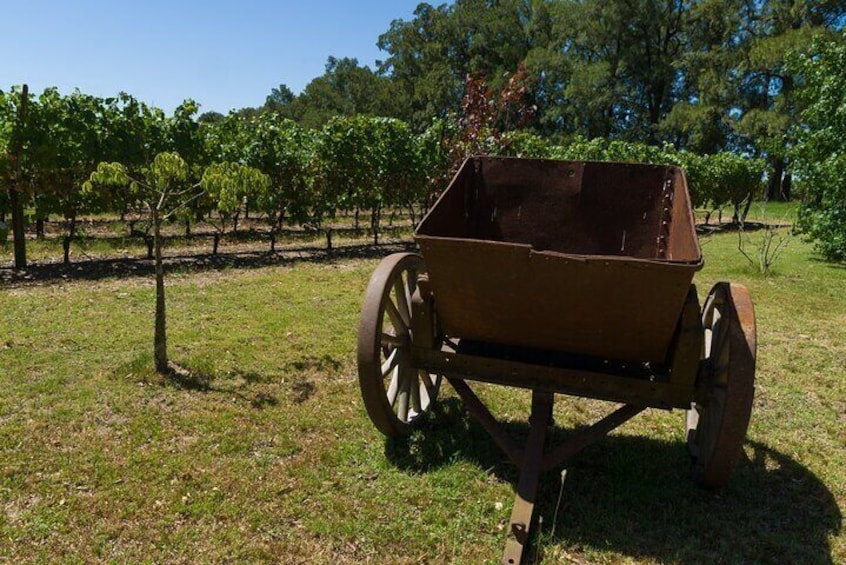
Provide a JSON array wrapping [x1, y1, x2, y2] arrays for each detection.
[[791, 33, 846, 260]]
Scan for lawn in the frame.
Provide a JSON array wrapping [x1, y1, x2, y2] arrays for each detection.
[[0, 226, 843, 563]]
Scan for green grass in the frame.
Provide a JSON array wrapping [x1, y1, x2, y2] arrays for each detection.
[[693, 199, 799, 226], [1, 229, 843, 563]]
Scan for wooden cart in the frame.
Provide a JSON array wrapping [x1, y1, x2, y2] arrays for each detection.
[[357, 157, 756, 564]]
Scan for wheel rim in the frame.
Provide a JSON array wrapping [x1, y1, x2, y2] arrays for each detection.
[[686, 282, 756, 488], [358, 253, 441, 437]]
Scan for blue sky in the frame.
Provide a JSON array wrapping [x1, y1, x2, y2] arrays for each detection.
[[1, 0, 432, 115]]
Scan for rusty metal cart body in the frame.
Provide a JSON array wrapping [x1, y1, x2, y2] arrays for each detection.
[[357, 157, 756, 564]]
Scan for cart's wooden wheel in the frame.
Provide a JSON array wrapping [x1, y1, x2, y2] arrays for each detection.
[[358, 253, 442, 437], [686, 282, 756, 488]]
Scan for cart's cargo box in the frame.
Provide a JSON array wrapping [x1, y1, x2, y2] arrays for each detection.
[[414, 157, 703, 363]]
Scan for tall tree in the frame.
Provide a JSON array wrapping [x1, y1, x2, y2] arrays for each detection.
[[660, 0, 748, 153], [791, 33, 846, 261], [735, 0, 845, 200], [284, 57, 405, 128], [378, 0, 535, 130]]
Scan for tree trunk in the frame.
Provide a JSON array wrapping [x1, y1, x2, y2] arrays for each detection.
[[152, 208, 168, 373], [63, 214, 77, 266], [10, 85, 28, 270], [184, 219, 191, 237], [270, 213, 285, 253], [213, 233, 220, 255], [371, 207, 380, 246], [781, 172, 792, 201], [326, 228, 333, 251], [36, 218, 45, 240], [9, 185, 26, 270], [741, 196, 753, 225], [766, 157, 786, 202]]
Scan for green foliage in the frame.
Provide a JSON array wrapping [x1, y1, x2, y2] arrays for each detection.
[[86, 152, 194, 217], [87, 162, 130, 187], [244, 114, 315, 228], [314, 115, 425, 221], [201, 162, 271, 217], [149, 152, 189, 192], [499, 131, 552, 158], [791, 34, 846, 261], [310, 115, 430, 239], [273, 57, 405, 129], [545, 137, 765, 217]]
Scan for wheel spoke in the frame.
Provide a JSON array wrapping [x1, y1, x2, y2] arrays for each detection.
[[384, 297, 408, 336], [419, 378, 430, 407], [396, 365, 411, 422], [386, 366, 400, 406], [405, 269, 417, 311], [419, 370, 436, 397], [381, 348, 399, 377], [712, 310, 728, 352], [381, 332, 405, 348], [685, 405, 700, 456], [410, 371, 422, 413], [698, 388, 726, 462], [393, 277, 411, 328]]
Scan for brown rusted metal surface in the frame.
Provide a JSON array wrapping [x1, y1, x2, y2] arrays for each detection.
[[669, 286, 705, 394], [415, 156, 703, 364], [448, 378, 524, 466], [501, 391, 554, 565], [686, 282, 756, 488], [414, 339, 694, 409]]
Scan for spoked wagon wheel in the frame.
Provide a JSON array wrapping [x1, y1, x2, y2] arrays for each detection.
[[686, 282, 756, 488], [358, 253, 442, 438]]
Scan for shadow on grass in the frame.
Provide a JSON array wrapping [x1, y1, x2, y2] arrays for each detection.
[[124, 361, 281, 410], [386, 398, 841, 564], [0, 241, 418, 287], [696, 220, 790, 236], [118, 351, 324, 409], [809, 256, 846, 270]]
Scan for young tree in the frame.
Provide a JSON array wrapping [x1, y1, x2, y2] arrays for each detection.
[[88, 153, 268, 373]]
